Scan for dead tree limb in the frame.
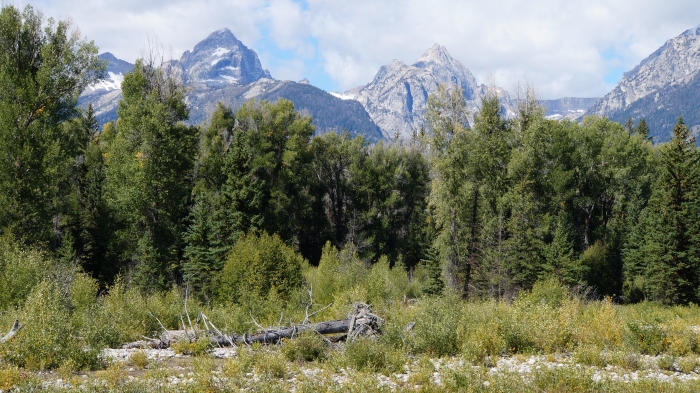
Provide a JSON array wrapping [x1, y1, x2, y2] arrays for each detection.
[[123, 303, 382, 349], [1, 320, 24, 343]]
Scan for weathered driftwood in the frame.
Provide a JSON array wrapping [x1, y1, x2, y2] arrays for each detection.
[[123, 303, 382, 349], [1, 320, 23, 343]]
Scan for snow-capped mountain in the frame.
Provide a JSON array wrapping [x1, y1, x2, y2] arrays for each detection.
[[337, 44, 515, 139], [172, 28, 271, 86], [587, 25, 700, 141], [79, 30, 383, 141], [78, 53, 134, 123]]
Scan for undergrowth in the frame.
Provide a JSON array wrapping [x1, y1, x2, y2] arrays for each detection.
[[4, 239, 700, 391]]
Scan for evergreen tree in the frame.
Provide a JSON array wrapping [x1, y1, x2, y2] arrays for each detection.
[[639, 117, 699, 304], [183, 99, 315, 294], [636, 118, 651, 141], [105, 58, 198, 291], [70, 105, 114, 281]]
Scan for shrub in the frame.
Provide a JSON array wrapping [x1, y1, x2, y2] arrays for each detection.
[[69, 273, 99, 312], [458, 301, 509, 361], [76, 279, 154, 349], [217, 232, 304, 303], [657, 354, 675, 371], [526, 277, 569, 308], [626, 323, 666, 355], [0, 236, 52, 310], [129, 350, 149, 369], [255, 351, 288, 380], [304, 242, 343, 307], [407, 293, 461, 357], [365, 256, 409, 306], [573, 345, 606, 367], [663, 318, 698, 356], [339, 338, 404, 374], [0, 281, 100, 370], [223, 347, 257, 380], [575, 298, 623, 349], [678, 356, 698, 373], [191, 356, 218, 389], [0, 366, 27, 391], [171, 337, 211, 356], [282, 331, 328, 362]]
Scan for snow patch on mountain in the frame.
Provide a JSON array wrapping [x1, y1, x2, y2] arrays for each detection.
[[330, 92, 357, 100]]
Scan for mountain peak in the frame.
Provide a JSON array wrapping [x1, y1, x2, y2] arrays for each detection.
[[177, 28, 271, 86], [417, 44, 452, 64], [681, 24, 700, 37], [207, 28, 237, 40]]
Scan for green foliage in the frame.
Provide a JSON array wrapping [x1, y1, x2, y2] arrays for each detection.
[[104, 57, 198, 291], [337, 338, 403, 374], [633, 117, 700, 304], [0, 236, 52, 309], [626, 323, 666, 355], [217, 232, 304, 303], [0, 5, 105, 247], [408, 294, 463, 357], [184, 99, 315, 295], [171, 337, 211, 356], [281, 331, 328, 362], [0, 281, 100, 370], [418, 246, 445, 296]]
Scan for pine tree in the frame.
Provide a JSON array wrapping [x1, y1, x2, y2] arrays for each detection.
[[105, 58, 198, 291], [641, 117, 699, 304], [636, 118, 651, 141]]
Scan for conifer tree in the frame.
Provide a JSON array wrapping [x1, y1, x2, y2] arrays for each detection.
[[640, 117, 699, 304], [105, 58, 198, 290], [636, 118, 651, 141]]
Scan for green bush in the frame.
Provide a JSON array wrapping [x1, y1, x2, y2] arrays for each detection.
[[282, 331, 328, 362], [408, 294, 462, 357], [0, 281, 100, 370], [526, 277, 569, 308], [626, 323, 666, 355], [171, 337, 211, 356], [217, 232, 304, 303], [338, 338, 403, 374], [365, 256, 406, 305], [0, 236, 52, 310]]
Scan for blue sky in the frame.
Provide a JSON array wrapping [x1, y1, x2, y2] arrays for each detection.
[[26, 0, 700, 99]]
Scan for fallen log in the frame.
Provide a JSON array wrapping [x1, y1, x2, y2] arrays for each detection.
[[1, 320, 23, 343], [123, 303, 382, 349]]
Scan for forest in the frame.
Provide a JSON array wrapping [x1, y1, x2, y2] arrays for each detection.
[[5, 4, 700, 392]]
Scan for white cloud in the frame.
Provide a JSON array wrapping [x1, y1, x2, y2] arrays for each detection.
[[27, 0, 700, 98]]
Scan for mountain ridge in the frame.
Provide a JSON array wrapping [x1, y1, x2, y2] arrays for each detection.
[[586, 24, 700, 141], [79, 30, 383, 141]]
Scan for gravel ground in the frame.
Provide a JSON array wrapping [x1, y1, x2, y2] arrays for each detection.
[[33, 348, 700, 391]]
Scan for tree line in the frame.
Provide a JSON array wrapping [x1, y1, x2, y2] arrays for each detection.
[[2, 4, 700, 305]]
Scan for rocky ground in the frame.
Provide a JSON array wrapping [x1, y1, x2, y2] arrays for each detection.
[[26, 347, 700, 391]]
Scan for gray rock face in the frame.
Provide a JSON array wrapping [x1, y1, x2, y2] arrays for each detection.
[[338, 44, 513, 139], [78, 53, 134, 124], [587, 25, 700, 137], [80, 30, 382, 141], [174, 28, 271, 86]]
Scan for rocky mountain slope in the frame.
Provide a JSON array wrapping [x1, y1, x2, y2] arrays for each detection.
[[587, 25, 700, 141], [79, 29, 383, 142], [78, 52, 134, 124], [336, 44, 516, 139]]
